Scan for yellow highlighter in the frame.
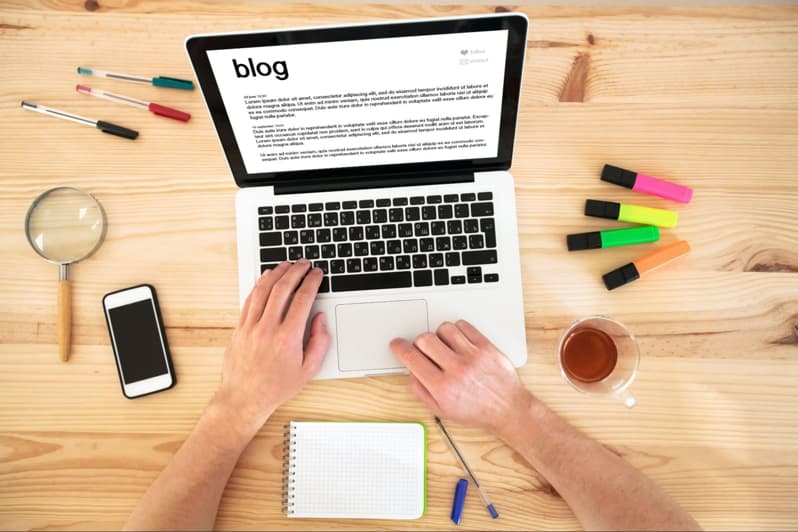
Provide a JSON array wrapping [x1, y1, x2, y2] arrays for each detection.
[[584, 199, 678, 228]]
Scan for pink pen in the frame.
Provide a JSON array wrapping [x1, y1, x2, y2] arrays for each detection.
[[76, 84, 191, 122], [601, 164, 693, 203]]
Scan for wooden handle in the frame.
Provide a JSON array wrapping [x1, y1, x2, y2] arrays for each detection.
[[57, 280, 71, 362]]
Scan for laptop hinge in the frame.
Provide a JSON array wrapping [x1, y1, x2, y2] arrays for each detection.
[[273, 173, 474, 195]]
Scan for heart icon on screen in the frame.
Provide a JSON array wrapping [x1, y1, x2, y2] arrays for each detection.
[[460, 49, 468, 55]]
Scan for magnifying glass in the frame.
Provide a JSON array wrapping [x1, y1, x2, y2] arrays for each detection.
[[24, 187, 107, 362]]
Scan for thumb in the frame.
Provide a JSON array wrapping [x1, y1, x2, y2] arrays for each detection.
[[302, 312, 330, 379]]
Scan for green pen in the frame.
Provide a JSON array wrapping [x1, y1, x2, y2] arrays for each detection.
[[567, 225, 659, 251], [78, 66, 194, 90]]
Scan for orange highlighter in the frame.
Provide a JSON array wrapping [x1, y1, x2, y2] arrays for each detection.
[[603, 241, 691, 290]]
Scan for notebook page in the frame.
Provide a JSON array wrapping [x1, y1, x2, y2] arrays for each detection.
[[286, 422, 425, 519]]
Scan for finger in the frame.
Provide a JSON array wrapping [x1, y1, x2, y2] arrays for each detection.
[[436, 321, 477, 356], [245, 262, 292, 326], [238, 290, 253, 329], [390, 337, 443, 392], [302, 312, 331, 380], [283, 267, 324, 330], [238, 266, 276, 327], [455, 319, 495, 350], [413, 331, 459, 371], [408, 375, 443, 417], [261, 259, 312, 324]]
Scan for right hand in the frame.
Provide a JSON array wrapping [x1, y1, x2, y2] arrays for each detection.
[[389, 320, 532, 436]]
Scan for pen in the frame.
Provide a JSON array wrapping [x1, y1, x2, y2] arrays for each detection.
[[602, 240, 691, 290], [585, 199, 678, 228], [435, 416, 499, 519], [602, 164, 693, 203], [567, 225, 659, 251], [77, 66, 194, 90], [450, 478, 468, 525], [20, 101, 138, 140], [76, 84, 191, 122]]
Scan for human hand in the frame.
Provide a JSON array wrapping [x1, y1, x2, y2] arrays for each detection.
[[211, 260, 330, 440], [390, 320, 532, 437]]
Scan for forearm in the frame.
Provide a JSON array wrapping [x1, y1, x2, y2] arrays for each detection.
[[123, 398, 262, 531], [499, 395, 700, 531]]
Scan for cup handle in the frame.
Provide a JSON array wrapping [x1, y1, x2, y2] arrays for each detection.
[[615, 388, 636, 408]]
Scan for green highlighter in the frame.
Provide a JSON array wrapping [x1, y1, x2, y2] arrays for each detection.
[[567, 226, 659, 251]]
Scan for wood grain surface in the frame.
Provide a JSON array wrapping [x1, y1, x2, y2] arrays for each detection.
[[1, 1, 797, 530]]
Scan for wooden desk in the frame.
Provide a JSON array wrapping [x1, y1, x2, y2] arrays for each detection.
[[1, 2, 796, 530]]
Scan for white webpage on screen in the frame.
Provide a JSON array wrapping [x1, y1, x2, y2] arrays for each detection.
[[207, 29, 508, 174]]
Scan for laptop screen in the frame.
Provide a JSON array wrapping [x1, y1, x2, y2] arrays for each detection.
[[187, 15, 527, 187]]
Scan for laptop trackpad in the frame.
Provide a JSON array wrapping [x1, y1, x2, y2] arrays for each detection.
[[335, 299, 429, 372]]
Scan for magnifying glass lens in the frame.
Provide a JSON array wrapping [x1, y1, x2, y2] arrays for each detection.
[[26, 187, 105, 263]]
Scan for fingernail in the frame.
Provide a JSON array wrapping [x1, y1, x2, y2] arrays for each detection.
[[299, 258, 310, 265]]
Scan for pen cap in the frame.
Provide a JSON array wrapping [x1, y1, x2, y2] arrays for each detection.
[[601, 164, 637, 189], [603, 263, 641, 290], [450, 479, 468, 525], [96, 120, 139, 140], [148, 103, 191, 122], [567, 231, 602, 251], [152, 76, 195, 90], [585, 199, 621, 220]]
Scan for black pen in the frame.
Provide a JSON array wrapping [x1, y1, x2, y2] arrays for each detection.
[[20, 101, 139, 140]]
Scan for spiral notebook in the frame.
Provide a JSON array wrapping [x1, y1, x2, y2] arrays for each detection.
[[282, 421, 426, 519]]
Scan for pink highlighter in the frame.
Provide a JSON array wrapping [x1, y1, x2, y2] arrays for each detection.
[[601, 164, 693, 203]]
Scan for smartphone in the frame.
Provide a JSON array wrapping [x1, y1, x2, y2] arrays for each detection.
[[102, 284, 176, 399]]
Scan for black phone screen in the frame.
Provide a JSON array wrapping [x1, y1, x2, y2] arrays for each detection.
[[108, 299, 168, 384]]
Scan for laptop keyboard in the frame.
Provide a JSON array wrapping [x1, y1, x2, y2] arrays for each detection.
[[257, 192, 499, 293]]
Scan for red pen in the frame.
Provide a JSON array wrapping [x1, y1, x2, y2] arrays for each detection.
[[76, 84, 190, 122]]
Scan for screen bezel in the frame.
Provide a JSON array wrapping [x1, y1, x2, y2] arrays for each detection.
[[103, 285, 174, 398], [185, 14, 528, 188]]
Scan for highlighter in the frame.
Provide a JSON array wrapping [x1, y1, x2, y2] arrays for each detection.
[[567, 226, 659, 251], [602, 164, 693, 203], [603, 240, 691, 290], [585, 199, 678, 228]]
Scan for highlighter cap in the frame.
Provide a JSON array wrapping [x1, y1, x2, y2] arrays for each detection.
[[567, 231, 602, 251], [585, 199, 620, 220], [601, 164, 637, 189], [603, 263, 640, 290]]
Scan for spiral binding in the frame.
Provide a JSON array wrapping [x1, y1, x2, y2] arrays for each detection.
[[281, 423, 297, 515]]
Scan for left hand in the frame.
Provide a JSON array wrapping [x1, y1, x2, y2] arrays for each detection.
[[211, 260, 330, 439]]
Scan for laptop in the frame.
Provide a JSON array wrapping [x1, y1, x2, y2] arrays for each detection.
[[186, 14, 529, 379]]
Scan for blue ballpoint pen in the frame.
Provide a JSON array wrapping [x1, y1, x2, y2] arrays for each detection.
[[435, 416, 499, 519]]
